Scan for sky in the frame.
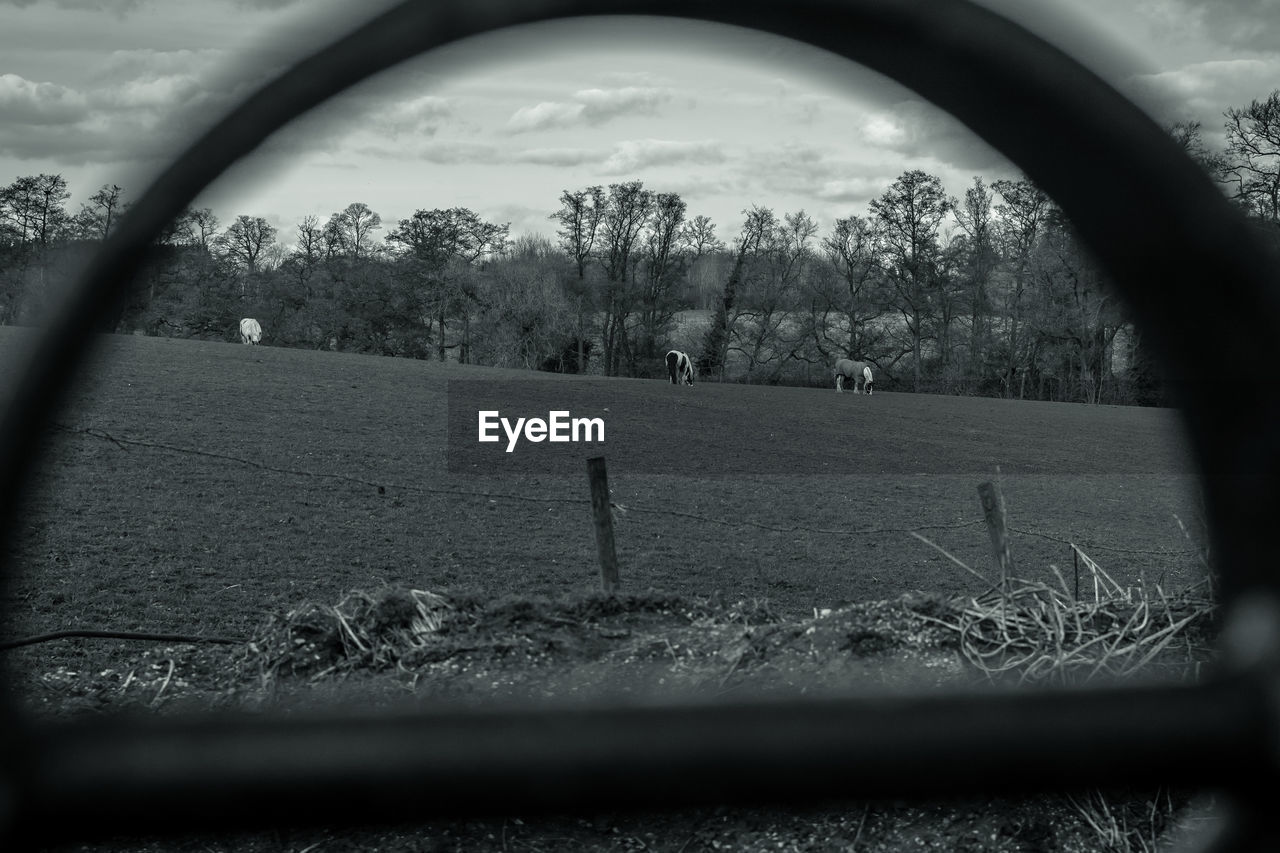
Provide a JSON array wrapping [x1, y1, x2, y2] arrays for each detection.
[[2, 0, 1279, 249]]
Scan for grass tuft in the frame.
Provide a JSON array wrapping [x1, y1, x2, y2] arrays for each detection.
[[256, 587, 452, 680]]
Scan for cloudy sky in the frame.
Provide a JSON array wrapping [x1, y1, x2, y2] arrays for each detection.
[[2, 0, 1278, 248]]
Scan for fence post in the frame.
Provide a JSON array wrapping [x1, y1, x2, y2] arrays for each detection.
[[587, 456, 620, 594], [977, 481, 1013, 585]]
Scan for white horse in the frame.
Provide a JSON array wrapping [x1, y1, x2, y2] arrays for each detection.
[[666, 350, 694, 385], [239, 318, 262, 345], [834, 358, 874, 394]]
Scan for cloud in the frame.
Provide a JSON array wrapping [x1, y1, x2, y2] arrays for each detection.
[[785, 93, 831, 126], [99, 48, 226, 81], [574, 86, 671, 120], [513, 147, 604, 167], [485, 202, 550, 238], [506, 86, 673, 132], [507, 101, 586, 132], [601, 139, 725, 173], [1154, 0, 1280, 52], [0, 50, 253, 166], [657, 171, 746, 203], [1127, 58, 1280, 125], [739, 142, 838, 197], [0, 74, 88, 125], [2, 0, 309, 12], [2, 0, 147, 10], [595, 71, 675, 88], [731, 142, 924, 214], [849, 100, 1006, 171], [372, 95, 453, 136], [98, 74, 204, 109], [228, 0, 304, 7], [411, 140, 501, 164], [813, 176, 898, 204]]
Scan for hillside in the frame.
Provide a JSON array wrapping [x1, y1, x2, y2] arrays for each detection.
[[0, 327, 1215, 852]]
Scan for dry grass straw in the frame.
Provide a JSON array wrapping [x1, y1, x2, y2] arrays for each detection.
[[910, 533, 1215, 687], [252, 587, 452, 681], [1066, 788, 1179, 853], [909, 528, 1213, 851]]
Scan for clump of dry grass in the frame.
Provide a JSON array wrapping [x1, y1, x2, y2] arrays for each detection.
[[1066, 788, 1183, 853], [903, 523, 1216, 852], [910, 535, 1216, 687], [251, 587, 451, 680]]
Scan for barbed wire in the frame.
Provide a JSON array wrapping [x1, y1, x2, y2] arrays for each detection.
[[52, 423, 1204, 557], [624, 504, 987, 537], [51, 424, 578, 506], [1008, 525, 1203, 557]]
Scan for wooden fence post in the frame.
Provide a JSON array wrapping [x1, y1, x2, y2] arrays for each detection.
[[977, 481, 1013, 585], [587, 456, 620, 594]]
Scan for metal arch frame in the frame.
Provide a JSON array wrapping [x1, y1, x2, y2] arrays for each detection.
[[3, 0, 1279, 847]]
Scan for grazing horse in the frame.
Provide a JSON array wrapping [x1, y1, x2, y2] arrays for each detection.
[[834, 358, 874, 394], [239, 318, 262, 345], [666, 350, 694, 386]]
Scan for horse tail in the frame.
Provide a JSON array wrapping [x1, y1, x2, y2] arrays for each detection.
[[666, 351, 678, 384]]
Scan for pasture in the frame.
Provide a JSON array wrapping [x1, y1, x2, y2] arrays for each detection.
[[1, 326, 1206, 672], [0, 326, 1213, 851]]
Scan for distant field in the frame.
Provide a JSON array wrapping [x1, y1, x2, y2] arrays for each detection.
[[0, 326, 1207, 678]]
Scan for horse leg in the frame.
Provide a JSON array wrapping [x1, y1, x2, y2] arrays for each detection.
[[836, 375, 844, 393]]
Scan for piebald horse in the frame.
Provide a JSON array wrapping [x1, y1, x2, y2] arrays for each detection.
[[834, 358, 874, 394], [239, 318, 263, 345], [666, 350, 694, 386]]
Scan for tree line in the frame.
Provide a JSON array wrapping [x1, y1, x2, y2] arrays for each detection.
[[4, 90, 1279, 404]]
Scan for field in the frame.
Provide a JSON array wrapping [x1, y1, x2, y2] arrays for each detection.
[[0, 326, 1214, 851]]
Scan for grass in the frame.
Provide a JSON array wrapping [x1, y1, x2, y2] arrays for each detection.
[[1, 328, 1207, 660], [12, 561, 1216, 851], [0, 326, 1219, 852], [908, 533, 1216, 686]]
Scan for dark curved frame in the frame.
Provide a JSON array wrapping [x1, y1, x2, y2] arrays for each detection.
[[3, 0, 1279, 847]]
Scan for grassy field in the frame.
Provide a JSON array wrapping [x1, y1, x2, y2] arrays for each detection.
[[1, 326, 1206, 669], [0, 326, 1215, 851]]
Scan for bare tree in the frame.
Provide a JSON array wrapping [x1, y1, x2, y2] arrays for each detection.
[[215, 215, 278, 273], [0, 174, 72, 322], [594, 180, 653, 375], [386, 207, 509, 362], [991, 177, 1049, 398], [871, 170, 954, 390], [700, 205, 773, 380], [635, 191, 688, 367], [473, 234, 575, 369], [811, 213, 884, 363], [74, 183, 125, 241], [682, 214, 722, 259], [325, 202, 383, 260], [955, 177, 998, 386], [1169, 120, 1228, 180], [550, 185, 607, 372], [1, 174, 71, 248], [1223, 91, 1280, 222], [170, 207, 220, 252], [1026, 207, 1124, 403], [550, 186, 607, 279], [733, 209, 816, 382]]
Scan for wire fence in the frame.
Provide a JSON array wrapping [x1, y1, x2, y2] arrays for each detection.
[[51, 421, 1207, 557]]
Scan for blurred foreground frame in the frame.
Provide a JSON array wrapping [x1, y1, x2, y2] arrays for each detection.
[[3, 0, 1280, 848]]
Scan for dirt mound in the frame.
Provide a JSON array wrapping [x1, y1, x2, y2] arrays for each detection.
[[17, 584, 1216, 852]]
